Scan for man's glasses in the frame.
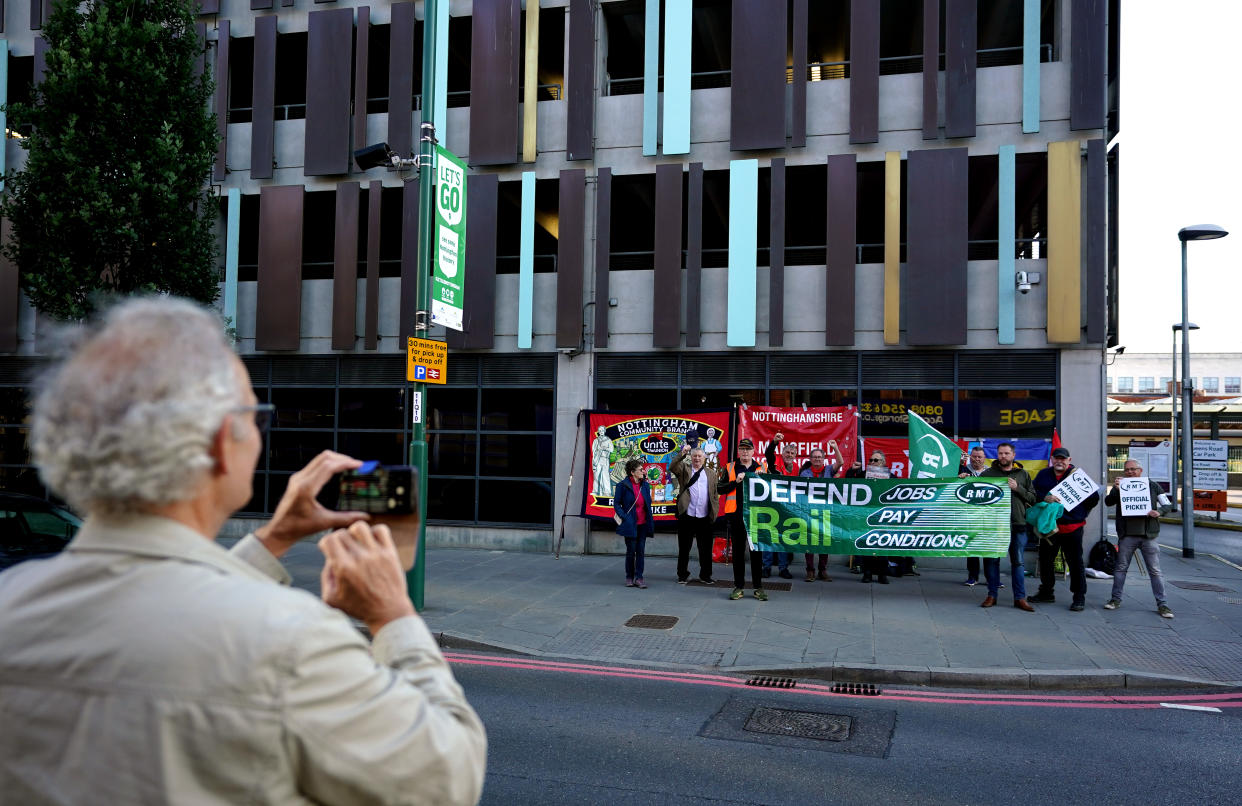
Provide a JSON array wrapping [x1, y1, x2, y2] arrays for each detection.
[[234, 404, 276, 434], [869, 458, 885, 464]]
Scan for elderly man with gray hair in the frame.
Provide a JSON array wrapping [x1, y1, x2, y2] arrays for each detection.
[[0, 297, 486, 805]]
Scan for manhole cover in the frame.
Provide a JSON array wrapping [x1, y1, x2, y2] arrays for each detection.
[[1170, 581, 1233, 593], [764, 582, 793, 592], [625, 614, 678, 629], [744, 707, 851, 742]]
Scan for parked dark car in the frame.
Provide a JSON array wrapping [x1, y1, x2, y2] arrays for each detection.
[[0, 493, 82, 572]]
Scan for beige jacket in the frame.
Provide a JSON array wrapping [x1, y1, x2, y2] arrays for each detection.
[[669, 451, 720, 520], [0, 515, 486, 805]]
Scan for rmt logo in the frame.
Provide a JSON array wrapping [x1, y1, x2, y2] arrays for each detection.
[[954, 482, 1004, 505]]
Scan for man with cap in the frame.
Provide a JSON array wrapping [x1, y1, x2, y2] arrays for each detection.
[[718, 438, 769, 601], [1030, 446, 1100, 611]]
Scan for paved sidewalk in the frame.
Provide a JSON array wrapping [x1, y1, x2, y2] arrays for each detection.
[[419, 546, 1242, 690]]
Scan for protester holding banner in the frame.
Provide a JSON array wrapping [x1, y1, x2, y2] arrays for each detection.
[[761, 433, 799, 578], [958, 446, 989, 587], [979, 442, 1037, 611], [800, 448, 836, 582], [1103, 459, 1175, 618], [669, 444, 719, 585], [614, 459, 655, 589], [1030, 446, 1100, 611], [853, 450, 890, 584], [717, 439, 769, 601]]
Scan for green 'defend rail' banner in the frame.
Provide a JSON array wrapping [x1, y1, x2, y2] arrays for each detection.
[[742, 474, 1010, 557]]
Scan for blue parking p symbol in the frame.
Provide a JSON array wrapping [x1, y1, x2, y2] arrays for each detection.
[[414, 366, 427, 380]]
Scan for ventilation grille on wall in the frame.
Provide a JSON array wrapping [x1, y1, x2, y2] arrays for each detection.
[[681, 354, 766, 386], [770, 354, 858, 387], [480, 355, 556, 385], [339, 356, 407, 386], [269, 357, 337, 385], [596, 354, 678, 386], [860, 352, 955, 388], [957, 351, 1057, 388], [0, 357, 49, 385]]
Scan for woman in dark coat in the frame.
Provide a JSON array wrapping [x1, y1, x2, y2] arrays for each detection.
[[614, 458, 655, 588]]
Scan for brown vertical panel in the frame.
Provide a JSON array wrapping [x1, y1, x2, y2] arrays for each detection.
[[685, 163, 703, 347], [905, 148, 968, 345], [1071, 0, 1106, 130], [556, 170, 586, 348], [944, 0, 976, 139], [213, 20, 230, 183], [398, 177, 420, 343], [282, 0, 294, 6], [791, 0, 808, 148], [255, 186, 304, 351], [198, 1, 221, 14], [388, 2, 415, 158], [469, 0, 520, 166], [565, 0, 595, 161], [922, 0, 939, 139], [33, 36, 46, 84], [653, 164, 683, 348], [353, 6, 370, 167], [849, 0, 879, 144], [825, 154, 856, 345], [730, 0, 786, 151], [364, 181, 381, 350], [593, 168, 611, 348], [448, 174, 499, 350], [0, 219, 18, 353], [29, 0, 39, 30], [332, 182, 360, 350], [251, 0, 273, 10], [768, 159, 785, 347], [194, 23, 207, 79], [251, 15, 277, 180], [1084, 139, 1106, 344], [305, 8, 354, 175]]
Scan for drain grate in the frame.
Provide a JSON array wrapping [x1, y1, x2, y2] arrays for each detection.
[[1170, 581, 1233, 593], [746, 675, 797, 689], [624, 614, 679, 629], [744, 707, 852, 742], [1221, 597, 1242, 605], [764, 582, 793, 592]]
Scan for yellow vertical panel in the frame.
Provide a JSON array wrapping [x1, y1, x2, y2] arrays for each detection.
[[884, 151, 901, 345], [1046, 140, 1081, 343], [522, 1, 541, 163]]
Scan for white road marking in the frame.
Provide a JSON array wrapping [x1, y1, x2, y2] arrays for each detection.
[[1160, 703, 1222, 713]]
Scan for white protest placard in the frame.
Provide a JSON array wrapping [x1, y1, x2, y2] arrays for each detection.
[[1049, 468, 1099, 510], [1117, 477, 1152, 517]]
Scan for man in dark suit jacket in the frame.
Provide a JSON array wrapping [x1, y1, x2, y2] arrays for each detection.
[[669, 444, 719, 584]]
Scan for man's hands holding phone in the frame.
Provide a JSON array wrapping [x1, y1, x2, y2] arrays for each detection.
[[320, 522, 416, 635]]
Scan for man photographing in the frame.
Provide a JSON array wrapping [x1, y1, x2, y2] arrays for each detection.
[[0, 298, 486, 804]]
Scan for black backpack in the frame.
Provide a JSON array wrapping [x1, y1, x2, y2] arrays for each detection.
[[1088, 538, 1117, 575]]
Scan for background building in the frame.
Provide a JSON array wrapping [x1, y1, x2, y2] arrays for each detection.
[[0, 0, 1119, 552]]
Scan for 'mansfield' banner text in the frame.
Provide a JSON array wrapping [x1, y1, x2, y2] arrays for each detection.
[[742, 474, 1010, 557]]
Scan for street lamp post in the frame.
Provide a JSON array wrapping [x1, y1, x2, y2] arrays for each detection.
[[1178, 224, 1229, 559], [1169, 322, 1199, 511]]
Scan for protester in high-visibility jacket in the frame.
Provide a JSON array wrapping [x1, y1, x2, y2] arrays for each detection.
[[716, 438, 768, 601]]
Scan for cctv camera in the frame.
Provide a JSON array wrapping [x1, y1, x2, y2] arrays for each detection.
[[354, 142, 396, 171]]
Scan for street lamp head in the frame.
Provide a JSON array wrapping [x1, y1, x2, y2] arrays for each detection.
[[1178, 224, 1229, 242], [1171, 322, 1200, 331]]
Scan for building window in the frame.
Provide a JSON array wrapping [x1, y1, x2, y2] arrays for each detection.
[[1138, 377, 1154, 393], [427, 356, 556, 526], [1203, 377, 1219, 393], [1116, 377, 1133, 393], [1226, 377, 1241, 394], [1160, 377, 1172, 394]]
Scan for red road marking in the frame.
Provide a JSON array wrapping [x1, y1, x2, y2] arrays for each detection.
[[444, 651, 1242, 710]]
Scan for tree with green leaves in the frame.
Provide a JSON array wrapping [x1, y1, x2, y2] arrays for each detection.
[[1, 0, 219, 321]]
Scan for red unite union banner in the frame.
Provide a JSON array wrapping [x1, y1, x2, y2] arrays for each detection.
[[581, 409, 732, 521], [862, 437, 970, 479], [737, 406, 859, 475]]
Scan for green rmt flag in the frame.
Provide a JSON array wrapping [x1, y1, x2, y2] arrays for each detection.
[[907, 410, 964, 479]]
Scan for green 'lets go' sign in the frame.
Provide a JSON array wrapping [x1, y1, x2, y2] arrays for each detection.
[[432, 145, 467, 331], [742, 474, 1010, 557]]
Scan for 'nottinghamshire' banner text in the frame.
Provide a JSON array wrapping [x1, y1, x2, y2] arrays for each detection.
[[742, 474, 1009, 557]]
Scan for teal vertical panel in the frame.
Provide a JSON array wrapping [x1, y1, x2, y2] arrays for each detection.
[[1022, 0, 1040, 133], [998, 146, 1016, 344], [518, 171, 536, 349], [726, 159, 758, 347], [225, 188, 241, 328], [433, 0, 450, 136], [642, 0, 659, 156], [0, 40, 8, 191], [662, 0, 691, 155]]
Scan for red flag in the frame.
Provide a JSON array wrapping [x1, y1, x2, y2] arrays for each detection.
[[1051, 428, 1062, 451]]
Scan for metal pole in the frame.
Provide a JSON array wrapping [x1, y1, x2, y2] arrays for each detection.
[[1170, 327, 1178, 510], [407, 0, 439, 610], [1180, 240, 1194, 558]]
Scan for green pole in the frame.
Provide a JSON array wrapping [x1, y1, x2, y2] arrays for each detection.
[[407, 0, 439, 612]]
